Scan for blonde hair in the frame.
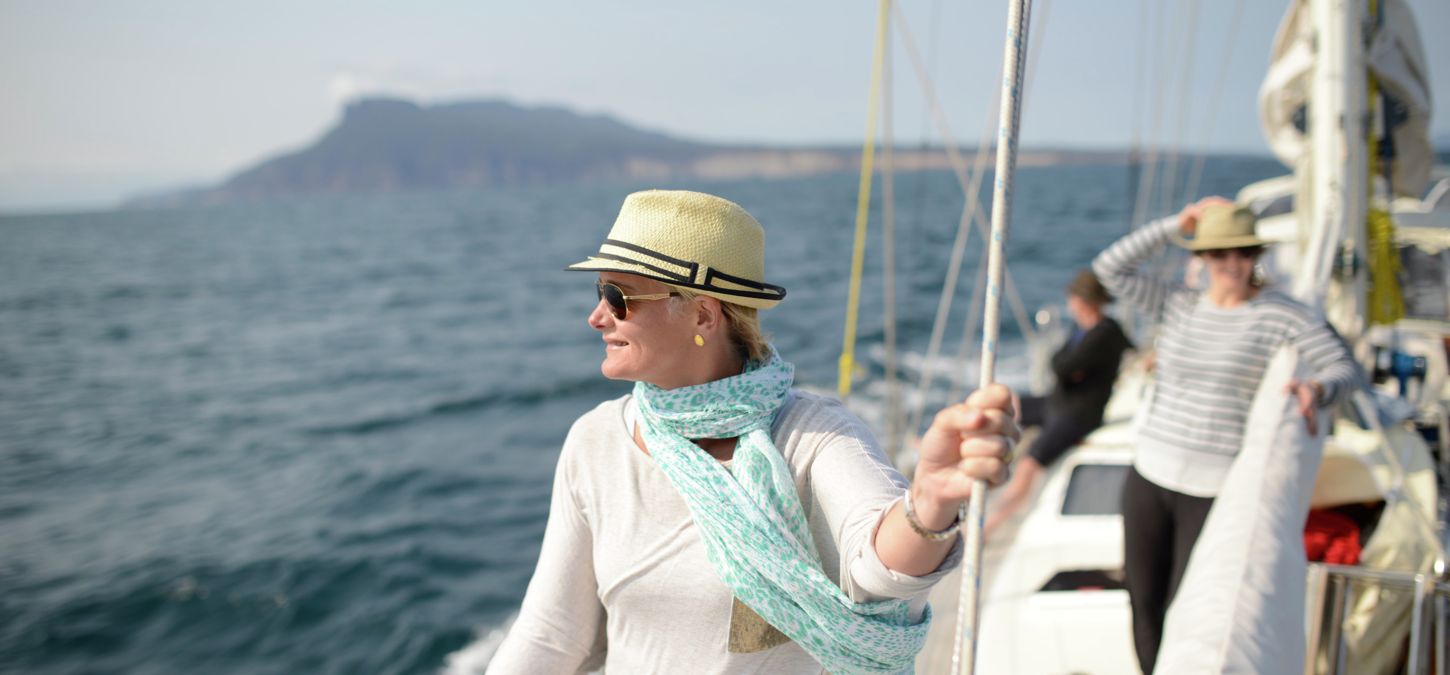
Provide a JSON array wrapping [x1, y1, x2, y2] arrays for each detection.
[[671, 288, 772, 362]]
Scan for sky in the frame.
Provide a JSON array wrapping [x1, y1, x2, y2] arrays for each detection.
[[1, 0, 1447, 213]]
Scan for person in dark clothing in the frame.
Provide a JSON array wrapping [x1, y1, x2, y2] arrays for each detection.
[[986, 269, 1133, 534]]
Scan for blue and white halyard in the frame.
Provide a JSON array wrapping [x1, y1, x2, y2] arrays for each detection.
[[635, 351, 929, 675], [955, 0, 1034, 674]]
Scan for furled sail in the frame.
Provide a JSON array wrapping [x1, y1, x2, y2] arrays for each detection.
[[1259, 0, 1434, 197], [1156, 347, 1322, 674]]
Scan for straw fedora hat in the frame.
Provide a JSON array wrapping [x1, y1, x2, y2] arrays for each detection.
[[1175, 203, 1269, 251], [566, 190, 787, 309]]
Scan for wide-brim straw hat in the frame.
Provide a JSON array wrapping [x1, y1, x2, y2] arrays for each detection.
[[1173, 203, 1270, 251], [566, 190, 786, 309], [1065, 269, 1112, 306]]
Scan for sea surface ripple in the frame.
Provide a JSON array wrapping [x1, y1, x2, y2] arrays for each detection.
[[0, 160, 1284, 673]]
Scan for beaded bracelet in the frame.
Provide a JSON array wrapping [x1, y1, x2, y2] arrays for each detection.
[[902, 488, 961, 542]]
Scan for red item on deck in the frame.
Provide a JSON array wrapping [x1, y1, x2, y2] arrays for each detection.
[[1303, 509, 1362, 565]]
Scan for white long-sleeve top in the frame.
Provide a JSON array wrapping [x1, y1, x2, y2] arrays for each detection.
[[1093, 217, 1363, 497], [486, 390, 959, 674]]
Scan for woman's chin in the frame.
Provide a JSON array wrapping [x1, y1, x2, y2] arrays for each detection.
[[599, 356, 639, 382]]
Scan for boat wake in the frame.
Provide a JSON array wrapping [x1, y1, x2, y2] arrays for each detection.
[[439, 616, 515, 675]]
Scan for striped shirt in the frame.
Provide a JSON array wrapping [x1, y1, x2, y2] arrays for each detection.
[[1093, 217, 1362, 496]]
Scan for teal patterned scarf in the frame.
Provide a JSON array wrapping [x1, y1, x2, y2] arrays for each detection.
[[634, 350, 929, 674]]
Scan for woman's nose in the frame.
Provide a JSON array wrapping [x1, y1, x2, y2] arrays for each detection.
[[588, 297, 612, 329]]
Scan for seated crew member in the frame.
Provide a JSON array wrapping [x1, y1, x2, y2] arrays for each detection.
[[986, 269, 1132, 534]]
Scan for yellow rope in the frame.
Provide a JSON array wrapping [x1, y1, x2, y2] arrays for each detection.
[[838, 0, 890, 399], [1366, 49, 1404, 326], [1367, 207, 1403, 324]]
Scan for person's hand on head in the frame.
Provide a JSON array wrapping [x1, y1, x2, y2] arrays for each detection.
[[1178, 195, 1234, 236]]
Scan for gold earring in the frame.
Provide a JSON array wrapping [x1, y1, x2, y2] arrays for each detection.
[[694, 334, 705, 347]]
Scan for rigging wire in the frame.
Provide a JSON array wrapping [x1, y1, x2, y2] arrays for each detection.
[[947, 0, 1055, 406], [1151, 0, 1183, 222], [947, 249, 991, 404], [1125, 0, 1149, 231], [1126, 0, 1179, 343], [882, 19, 902, 463], [887, 0, 947, 466], [909, 0, 946, 224], [1118, 0, 1154, 339], [890, 2, 1036, 450], [1158, 0, 1203, 217], [1128, 0, 1167, 234], [1182, 0, 1249, 203], [892, 3, 998, 447], [894, 0, 946, 465]]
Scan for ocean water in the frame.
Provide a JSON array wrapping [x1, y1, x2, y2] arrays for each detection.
[[0, 158, 1285, 674]]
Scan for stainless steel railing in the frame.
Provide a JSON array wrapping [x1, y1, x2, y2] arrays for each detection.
[[1304, 562, 1450, 675]]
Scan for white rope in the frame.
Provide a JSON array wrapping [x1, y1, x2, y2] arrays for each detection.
[[953, 1, 1033, 672]]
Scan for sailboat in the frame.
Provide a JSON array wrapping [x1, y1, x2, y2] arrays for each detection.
[[836, 0, 1448, 672]]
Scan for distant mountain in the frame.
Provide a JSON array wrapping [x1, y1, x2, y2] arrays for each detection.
[[124, 97, 1136, 207], [127, 98, 711, 206]]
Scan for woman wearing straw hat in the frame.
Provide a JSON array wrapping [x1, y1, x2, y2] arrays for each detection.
[[1092, 196, 1361, 674], [985, 269, 1133, 534], [487, 190, 1018, 674]]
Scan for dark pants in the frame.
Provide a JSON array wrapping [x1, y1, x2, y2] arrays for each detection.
[[1121, 467, 1215, 675], [1018, 395, 1098, 467]]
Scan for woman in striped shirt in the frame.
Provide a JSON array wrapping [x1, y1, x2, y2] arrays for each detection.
[[1092, 196, 1361, 674]]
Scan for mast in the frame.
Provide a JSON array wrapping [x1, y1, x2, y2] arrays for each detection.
[[1296, 0, 1369, 339]]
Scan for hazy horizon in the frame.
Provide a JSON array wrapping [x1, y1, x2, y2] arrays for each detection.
[[3, 0, 1448, 213]]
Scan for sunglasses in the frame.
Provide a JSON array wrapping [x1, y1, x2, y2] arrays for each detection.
[[596, 281, 679, 320], [1202, 246, 1263, 260]]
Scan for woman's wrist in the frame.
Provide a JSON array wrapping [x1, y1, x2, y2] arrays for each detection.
[[907, 484, 961, 531]]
